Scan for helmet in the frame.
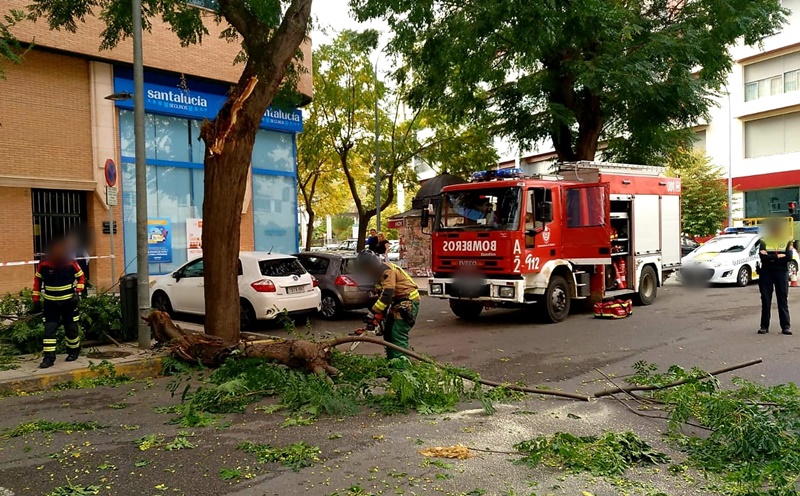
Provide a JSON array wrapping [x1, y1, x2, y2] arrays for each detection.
[[356, 249, 381, 271]]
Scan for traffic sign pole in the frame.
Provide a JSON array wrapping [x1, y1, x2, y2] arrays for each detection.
[[104, 159, 118, 290]]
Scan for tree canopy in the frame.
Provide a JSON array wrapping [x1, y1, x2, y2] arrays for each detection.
[[668, 149, 728, 237], [351, 0, 787, 163], [310, 29, 496, 248]]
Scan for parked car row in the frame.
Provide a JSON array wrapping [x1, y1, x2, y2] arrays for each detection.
[[679, 232, 799, 287], [149, 251, 379, 328]]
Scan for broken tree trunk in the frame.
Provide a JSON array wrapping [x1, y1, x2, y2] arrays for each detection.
[[145, 310, 592, 401]]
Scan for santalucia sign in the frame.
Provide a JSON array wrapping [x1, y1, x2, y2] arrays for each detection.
[[114, 67, 304, 134]]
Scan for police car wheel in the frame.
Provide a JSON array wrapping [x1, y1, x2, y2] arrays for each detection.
[[544, 275, 570, 323], [736, 266, 751, 287], [636, 266, 657, 306]]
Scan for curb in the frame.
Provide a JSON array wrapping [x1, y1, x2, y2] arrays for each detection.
[[0, 356, 164, 395]]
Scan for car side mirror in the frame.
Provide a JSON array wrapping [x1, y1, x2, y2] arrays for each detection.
[[537, 201, 553, 224], [172, 272, 181, 281]]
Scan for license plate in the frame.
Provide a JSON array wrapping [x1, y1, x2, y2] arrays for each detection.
[[287, 285, 305, 294]]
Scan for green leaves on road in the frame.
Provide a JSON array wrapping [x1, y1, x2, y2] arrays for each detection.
[[514, 431, 669, 477], [236, 441, 320, 472], [3, 420, 102, 439]]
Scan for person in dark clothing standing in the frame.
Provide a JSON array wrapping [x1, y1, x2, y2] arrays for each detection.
[[32, 239, 85, 368], [366, 229, 379, 253], [758, 220, 792, 335]]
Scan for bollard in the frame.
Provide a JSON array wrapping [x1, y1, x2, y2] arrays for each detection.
[[119, 274, 139, 340]]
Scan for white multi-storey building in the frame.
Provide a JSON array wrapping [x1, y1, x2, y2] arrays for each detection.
[[500, 0, 800, 224]]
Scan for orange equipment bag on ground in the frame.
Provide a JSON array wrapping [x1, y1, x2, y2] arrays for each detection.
[[593, 299, 633, 319]]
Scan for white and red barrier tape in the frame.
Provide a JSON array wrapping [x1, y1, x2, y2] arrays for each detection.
[[0, 255, 116, 268]]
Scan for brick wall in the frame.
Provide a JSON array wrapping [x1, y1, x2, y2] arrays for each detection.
[[86, 192, 124, 291], [0, 50, 93, 182], [398, 216, 433, 277], [4, 0, 312, 99], [0, 187, 34, 294]]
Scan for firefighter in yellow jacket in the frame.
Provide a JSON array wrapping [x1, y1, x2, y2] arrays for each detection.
[[356, 250, 420, 363]]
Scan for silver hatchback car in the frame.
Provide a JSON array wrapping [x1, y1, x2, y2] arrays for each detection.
[[294, 252, 378, 319]]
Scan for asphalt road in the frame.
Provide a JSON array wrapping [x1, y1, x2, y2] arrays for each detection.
[[1, 281, 799, 496]]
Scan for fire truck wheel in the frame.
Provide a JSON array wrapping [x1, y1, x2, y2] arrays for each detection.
[[449, 300, 483, 320], [544, 275, 570, 323], [636, 266, 658, 305]]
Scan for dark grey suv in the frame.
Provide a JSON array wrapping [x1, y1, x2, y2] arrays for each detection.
[[294, 253, 377, 319]]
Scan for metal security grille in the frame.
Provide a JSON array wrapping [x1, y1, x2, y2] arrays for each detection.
[[31, 190, 87, 259]]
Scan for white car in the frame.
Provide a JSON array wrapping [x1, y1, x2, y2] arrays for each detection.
[[387, 242, 400, 262], [150, 252, 321, 328], [679, 233, 763, 287]]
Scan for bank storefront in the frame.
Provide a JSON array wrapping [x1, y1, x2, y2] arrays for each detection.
[[113, 68, 302, 275]]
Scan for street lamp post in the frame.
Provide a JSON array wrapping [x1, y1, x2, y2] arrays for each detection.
[[132, 0, 150, 349], [373, 56, 381, 231], [726, 86, 733, 227]]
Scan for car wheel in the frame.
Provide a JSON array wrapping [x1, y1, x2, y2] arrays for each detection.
[[544, 275, 570, 323], [319, 291, 341, 320], [736, 265, 751, 287], [789, 260, 799, 276], [240, 299, 257, 331], [151, 291, 173, 315], [449, 300, 483, 320], [636, 266, 658, 305]]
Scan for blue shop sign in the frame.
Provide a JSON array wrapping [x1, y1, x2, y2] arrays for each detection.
[[113, 67, 303, 134]]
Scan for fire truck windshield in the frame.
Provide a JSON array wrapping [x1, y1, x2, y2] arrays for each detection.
[[436, 187, 521, 231]]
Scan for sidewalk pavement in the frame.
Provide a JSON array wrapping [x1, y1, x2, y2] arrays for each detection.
[[0, 343, 164, 394]]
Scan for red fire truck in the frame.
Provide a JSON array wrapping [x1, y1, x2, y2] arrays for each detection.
[[422, 161, 682, 322]]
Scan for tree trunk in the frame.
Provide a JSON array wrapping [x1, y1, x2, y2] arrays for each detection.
[[356, 216, 369, 252], [201, 74, 264, 344], [305, 209, 315, 251], [198, 0, 313, 344]]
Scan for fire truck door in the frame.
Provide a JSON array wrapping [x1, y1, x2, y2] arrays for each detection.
[[562, 184, 611, 263]]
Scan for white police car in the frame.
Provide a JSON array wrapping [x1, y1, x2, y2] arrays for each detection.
[[679, 233, 762, 287]]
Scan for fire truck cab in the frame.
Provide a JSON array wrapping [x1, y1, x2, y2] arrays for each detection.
[[424, 161, 682, 322]]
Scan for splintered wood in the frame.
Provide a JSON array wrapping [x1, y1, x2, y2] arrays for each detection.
[[418, 445, 475, 460]]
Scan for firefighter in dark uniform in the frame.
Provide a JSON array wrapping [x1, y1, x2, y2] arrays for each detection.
[[32, 239, 85, 368], [757, 220, 792, 335], [356, 250, 420, 364]]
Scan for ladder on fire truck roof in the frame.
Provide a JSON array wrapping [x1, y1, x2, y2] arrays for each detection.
[[558, 160, 667, 176]]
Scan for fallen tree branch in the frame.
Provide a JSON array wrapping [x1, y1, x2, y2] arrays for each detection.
[[592, 359, 763, 398], [328, 336, 592, 402], [595, 368, 656, 407]]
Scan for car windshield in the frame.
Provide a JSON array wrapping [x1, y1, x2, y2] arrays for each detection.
[[695, 236, 754, 254], [259, 258, 306, 277], [436, 187, 521, 231]]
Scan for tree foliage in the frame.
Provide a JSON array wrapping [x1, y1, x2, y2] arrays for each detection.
[[0, 10, 26, 81], [297, 113, 350, 250], [667, 150, 728, 236], [312, 29, 496, 248], [351, 0, 786, 163], [26, 0, 313, 342]]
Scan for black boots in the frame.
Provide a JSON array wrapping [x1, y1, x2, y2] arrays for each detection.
[[39, 353, 55, 369], [65, 350, 80, 362]]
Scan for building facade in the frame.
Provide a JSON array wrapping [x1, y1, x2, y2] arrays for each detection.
[[702, 0, 800, 224], [0, 1, 312, 294]]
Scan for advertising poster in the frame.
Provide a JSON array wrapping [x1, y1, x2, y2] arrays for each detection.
[[187, 218, 203, 260], [147, 218, 172, 263]]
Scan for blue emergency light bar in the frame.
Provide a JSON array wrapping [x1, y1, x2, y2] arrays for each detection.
[[470, 168, 523, 182], [723, 226, 761, 234]]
